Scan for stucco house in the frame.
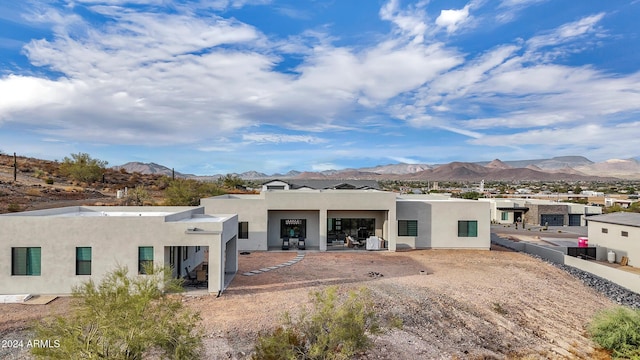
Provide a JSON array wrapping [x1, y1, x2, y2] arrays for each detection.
[[586, 212, 640, 267], [0, 206, 238, 296], [481, 198, 602, 226], [200, 185, 491, 252]]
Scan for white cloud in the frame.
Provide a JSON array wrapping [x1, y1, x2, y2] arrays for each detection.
[[527, 13, 606, 50], [379, 0, 429, 43], [435, 5, 471, 33], [496, 0, 549, 23], [242, 133, 327, 144]]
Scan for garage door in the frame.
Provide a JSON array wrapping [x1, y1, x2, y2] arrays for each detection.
[[568, 214, 582, 226], [540, 214, 564, 226]]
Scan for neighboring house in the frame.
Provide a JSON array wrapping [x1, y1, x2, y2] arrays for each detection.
[[201, 190, 490, 251], [586, 212, 640, 267], [481, 198, 602, 226], [261, 179, 380, 191], [0, 206, 238, 296]]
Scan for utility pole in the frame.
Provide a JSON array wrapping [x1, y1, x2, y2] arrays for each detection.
[[13, 152, 17, 182], [172, 168, 175, 180]]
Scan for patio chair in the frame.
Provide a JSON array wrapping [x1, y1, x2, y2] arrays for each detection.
[[184, 267, 197, 286], [298, 237, 306, 250], [347, 235, 363, 248], [196, 270, 207, 288], [282, 237, 290, 250]]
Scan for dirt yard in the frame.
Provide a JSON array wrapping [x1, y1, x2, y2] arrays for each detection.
[[1, 246, 616, 359]]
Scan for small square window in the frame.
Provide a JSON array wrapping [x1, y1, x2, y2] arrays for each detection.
[[622, 231, 629, 237], [12, 247, 41, 276], [602, 228, 608, 234], [398, 220, 418, 236], [458, 221, 478, 237]]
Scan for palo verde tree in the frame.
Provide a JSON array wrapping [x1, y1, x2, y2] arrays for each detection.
[[59, 152, 108, 183], [32, 265, 204, 359], [164, 178, 226, 206]]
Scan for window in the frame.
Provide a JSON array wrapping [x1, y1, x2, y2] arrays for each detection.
[[398, 220, 418, 236], [602, 228, 608, 234], [76, 247, 92, 275], [458, 221, 478, 237], [239, 221, 249, 239], [12, 247, 41, 276], [501, 212, 509, 221], [138, 246, 154, 274], [281, 219, 306, 238], [622, 231, 629, 237]]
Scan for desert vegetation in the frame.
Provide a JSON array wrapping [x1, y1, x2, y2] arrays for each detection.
[[32, 265, 204, 359]]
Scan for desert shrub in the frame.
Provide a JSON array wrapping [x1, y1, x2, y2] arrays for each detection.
[[125, 185, 151, 206], [253, 326, 305, 360], [32, 265, 204, 359], [33, 168, 45, 178], [59, 152, 108, 183], [253, 286, 380, 360], [7, 203, 21, 212], [588, 306, 640, 359], [45, 178, 54, 185]]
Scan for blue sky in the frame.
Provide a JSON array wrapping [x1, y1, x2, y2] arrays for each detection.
[[1, 0, 639, 175]]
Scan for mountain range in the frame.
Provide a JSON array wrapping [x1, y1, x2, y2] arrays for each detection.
[[114, 156, 640, 181]]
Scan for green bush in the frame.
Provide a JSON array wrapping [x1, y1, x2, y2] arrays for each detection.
[[33, 168, 45, 179], [164, 179, 226, 206], [7, 203, 21, 212], [588, 306, 640, 359], [45, 178, 54, 185], [32, 265, 204, 359], [253, 286, 380, 360], [59, 152, 108, 183]]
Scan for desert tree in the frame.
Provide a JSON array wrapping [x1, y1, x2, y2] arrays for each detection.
[[125, 185, 152, 206], [32, 265, 204, 359], [59, 152, 108, 184], [164, 179, 225, 206]]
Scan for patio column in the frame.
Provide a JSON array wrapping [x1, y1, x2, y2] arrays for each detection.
[[319, 209, 327, 251]]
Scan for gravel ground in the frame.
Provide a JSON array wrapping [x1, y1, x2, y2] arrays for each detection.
[[1, 247, 618, 359]]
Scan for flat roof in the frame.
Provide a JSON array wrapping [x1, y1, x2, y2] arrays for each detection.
[[51, 211, 174, 217], [176, 214, 227, 223], [588, 212, 640, 228]]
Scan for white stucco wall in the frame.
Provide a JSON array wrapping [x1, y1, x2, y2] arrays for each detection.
[[0, 207, 237, 295], [397, 198, 490, 250], [588, 221, 640, 267], [202, 190, 398, 251]]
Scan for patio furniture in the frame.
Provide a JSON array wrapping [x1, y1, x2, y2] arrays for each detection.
[[298, 237, 306, 250], [282, 237, 290, 250], [196, 270, 207, 288], [184, 267, 197, 286]]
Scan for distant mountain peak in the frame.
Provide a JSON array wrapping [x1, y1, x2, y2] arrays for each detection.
[[485, 159, 512, 169]]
